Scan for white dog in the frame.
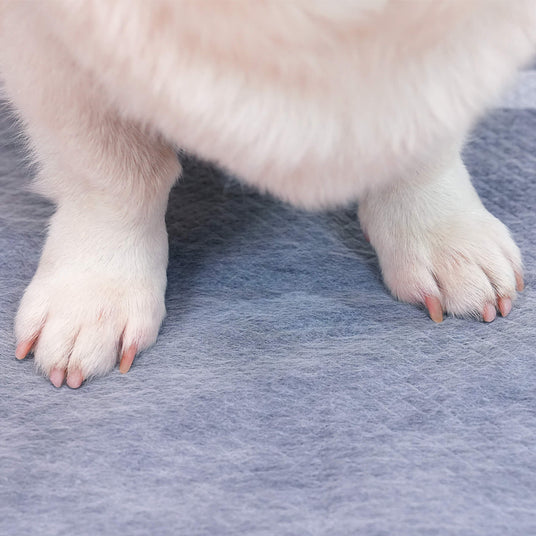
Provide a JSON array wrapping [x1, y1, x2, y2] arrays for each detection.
[[0, 0, 534, 388]]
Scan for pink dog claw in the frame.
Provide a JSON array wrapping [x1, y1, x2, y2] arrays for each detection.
[[119, 345, 137, 374], [482, 303, 497, 323], [15, 338, 37, 360], [66, 369, 84, 389], [49, 368, 66, 388], [497, 297, 512, 318], [515, 272, 524, 292], [424, 296, 443, 323]]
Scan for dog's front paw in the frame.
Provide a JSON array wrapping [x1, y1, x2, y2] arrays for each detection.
[[15, 271, 166, 388], [16, 276, 166, 388], [359, 157, 524, 322], [374, 213, 522, 322], [14, 208, 169, 388]]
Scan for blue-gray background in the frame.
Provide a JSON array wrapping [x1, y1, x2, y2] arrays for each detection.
[[1, 71, 535, 535]]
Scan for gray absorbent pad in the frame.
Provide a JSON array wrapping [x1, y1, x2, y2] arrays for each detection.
[[1, 93, 535, 533]]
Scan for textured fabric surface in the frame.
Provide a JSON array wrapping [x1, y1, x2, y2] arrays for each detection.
[[1, 75, 536, 535]]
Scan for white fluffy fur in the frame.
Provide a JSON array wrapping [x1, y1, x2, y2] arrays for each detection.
[[0, 0, 534, 385]]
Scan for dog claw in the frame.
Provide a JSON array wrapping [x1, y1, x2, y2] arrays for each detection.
[[424, 296, 443, 323], [119, 345, 137, 374], [515, 272, 524, 292], [15, 339, 35, 360], [497, 297, 512, 317], [482, 303, 497, 323], [49, 368, 65, 388], [66, 369, 84, 389]]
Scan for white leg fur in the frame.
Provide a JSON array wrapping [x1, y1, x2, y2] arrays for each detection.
[[359, 151, 523, 320], [0, 9, 179, 385]]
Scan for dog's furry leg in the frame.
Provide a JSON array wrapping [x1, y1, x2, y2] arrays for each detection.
[[358, 150, 523, 322], [0, 9, 180, 387]]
